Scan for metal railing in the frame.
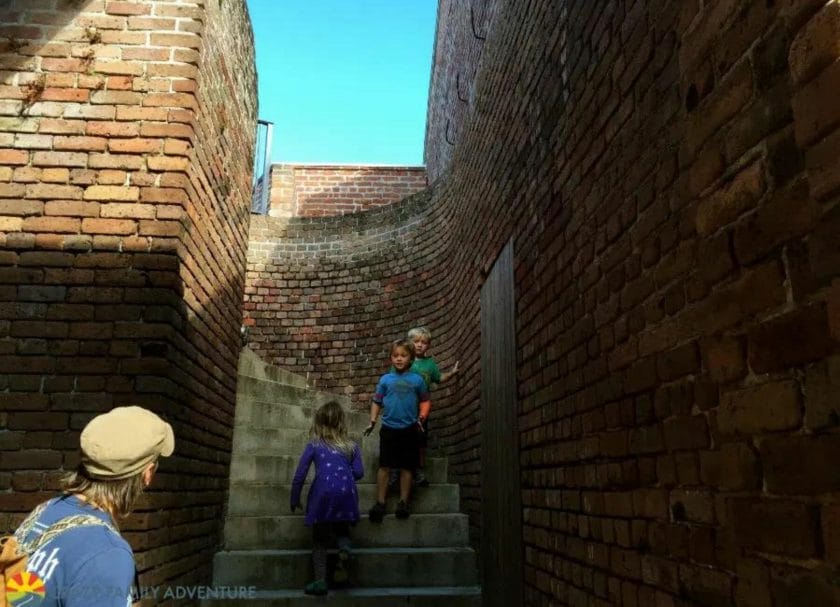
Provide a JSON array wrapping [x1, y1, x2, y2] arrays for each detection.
[[251, 119, 274, 215]]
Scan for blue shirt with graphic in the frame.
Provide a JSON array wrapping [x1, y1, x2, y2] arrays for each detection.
[[373, 370, 429, 429], [17, 495, 134, 607]]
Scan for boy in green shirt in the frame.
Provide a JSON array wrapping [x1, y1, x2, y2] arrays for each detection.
[[404, 326, 459, 486]]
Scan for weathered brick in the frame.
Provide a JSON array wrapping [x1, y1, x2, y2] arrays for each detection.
[[100, 203, 156, 219], [44, 200, 100, 217], [663, 415, 709, 451], [770, 565, 840, 606], [747, 305, 836, 373], [700, 336, 746, 383], [761, 434, 840, 494], [789, 1, 840, 86], [804, 354, 840, 430], [695, 161, 766, 236], [733, 177, 821, 265], [699, 443, 760, 491], [791, 59, 840, 146], [21, 217, 80, 234], [31, 151, 87, 168], [24, 184, 83, 199], [804, 126, 840, 200], [718, 381, 801, 435], [108, 138, 162, 154], [80, 218, 136, 235], [87, 154, 144, 170], [146, 156, 190, 172], [684, 60, 754, 158], [729, 498, 820, 557], [0, 149, 29, 165], [83, 185, 140, 201]]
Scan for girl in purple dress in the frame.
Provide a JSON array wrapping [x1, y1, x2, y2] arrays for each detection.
[[290, 401, 364, 596]]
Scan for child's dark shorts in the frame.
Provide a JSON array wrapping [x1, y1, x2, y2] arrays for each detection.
[[379, 425, 420, 470]]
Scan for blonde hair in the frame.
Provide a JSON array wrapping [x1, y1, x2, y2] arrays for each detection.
[[60, 465, 150, 524], [407, 327, 431, 343], [310, 401, 355, 458]]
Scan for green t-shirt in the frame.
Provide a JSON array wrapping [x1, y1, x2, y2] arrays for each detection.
[[411, 356, 441, 390]]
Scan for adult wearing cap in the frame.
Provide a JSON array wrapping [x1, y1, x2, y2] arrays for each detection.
[[10, 406, 174, 607]]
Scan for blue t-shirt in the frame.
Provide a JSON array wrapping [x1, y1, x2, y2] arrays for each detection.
[[373, 370, 429, 429], [17, 495, 135, 607]]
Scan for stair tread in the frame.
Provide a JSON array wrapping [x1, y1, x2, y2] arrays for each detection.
[[218, 546, 475, 556], [226, 512, 468, 521], [248, 586, 481, 598], [229, 481, 454, 488]]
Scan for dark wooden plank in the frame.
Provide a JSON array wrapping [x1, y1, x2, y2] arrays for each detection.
[[480, 239, 523, 607]]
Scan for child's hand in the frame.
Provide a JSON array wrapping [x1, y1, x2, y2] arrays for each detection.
[[363, 421, 376, 436]]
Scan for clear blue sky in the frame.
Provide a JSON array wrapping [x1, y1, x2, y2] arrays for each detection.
[[246, 0, 438, 166]]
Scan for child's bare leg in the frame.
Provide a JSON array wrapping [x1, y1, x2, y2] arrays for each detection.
[[399, 468, 412, 503], [376, 467, 389, 504]]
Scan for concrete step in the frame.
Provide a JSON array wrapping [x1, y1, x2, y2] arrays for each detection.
[[201, 586, 481, 607], [212, 547, 479, 588], [239, 347, 310, 389], [224, 513, 470, 550], [231, 428, 380, 458], [229, 453, 447, 484], [237, 376, 351, 410], [235, 400, 371, 433], [232, 426, 311, 456], [227, 483, 459, 516]]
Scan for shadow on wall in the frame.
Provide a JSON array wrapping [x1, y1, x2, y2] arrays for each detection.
[[0, 244, 247, 585], [0, 0, 257, 594], [243, 180, 468, 408]]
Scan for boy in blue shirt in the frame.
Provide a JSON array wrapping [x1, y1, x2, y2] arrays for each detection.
[[364, 339, 430, 521]]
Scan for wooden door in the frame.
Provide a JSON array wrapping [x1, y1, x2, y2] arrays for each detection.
[[480, 239, 523, 606]]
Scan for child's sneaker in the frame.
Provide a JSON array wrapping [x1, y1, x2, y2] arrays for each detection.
[[395, 500, 410, 519], [333, 549, 350, 584], [304, 579, 327, 596], [368, 501, 386, 523], [413, 468, 429, 487]]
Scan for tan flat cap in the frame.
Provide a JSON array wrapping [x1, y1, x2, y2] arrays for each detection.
[[81, 406, 175, 480]]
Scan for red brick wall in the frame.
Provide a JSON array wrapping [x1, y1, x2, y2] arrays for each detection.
[[244, 185, 460, 404], [267, 163, 427, 217], [246, 0, 840, 604], [0, 0, 256, 593]]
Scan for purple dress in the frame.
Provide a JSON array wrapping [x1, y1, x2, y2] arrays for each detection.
[[290, 441, 364, 526]]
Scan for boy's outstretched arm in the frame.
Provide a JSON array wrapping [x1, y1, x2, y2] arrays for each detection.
[[440, 360, 460, 383], [364, 402, 382, 436], [418, 400, 431, 424]]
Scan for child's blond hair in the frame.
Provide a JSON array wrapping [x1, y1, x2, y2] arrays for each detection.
[[407, 327, 431, 343], [310, 401, 355, 458]]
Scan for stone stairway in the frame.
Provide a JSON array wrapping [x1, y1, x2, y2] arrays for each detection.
[[204, 348, 481, 606]]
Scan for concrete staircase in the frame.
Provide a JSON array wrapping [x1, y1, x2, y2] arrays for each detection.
[[204, 348, 481, 606]]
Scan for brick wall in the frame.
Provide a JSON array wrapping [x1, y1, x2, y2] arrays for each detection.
[[246, 0, 840, 604], [267, 163, 427, 217], [244, 185, 461, 404], [424, 0, 498, 182], [0, 0, 257, 595]]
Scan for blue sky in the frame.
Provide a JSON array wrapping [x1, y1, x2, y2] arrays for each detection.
[[246, 0, 438, 166]]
